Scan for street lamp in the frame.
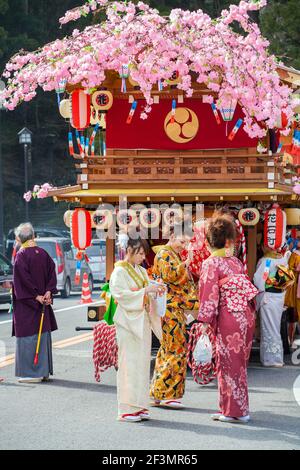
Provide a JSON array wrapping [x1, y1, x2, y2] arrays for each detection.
[[18, 127, 33, 222]]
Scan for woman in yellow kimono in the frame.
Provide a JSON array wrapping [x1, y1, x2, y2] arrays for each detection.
[[110, 237, 165, 423], [150, 230, 198, 408], [285, 242, 300, 344]]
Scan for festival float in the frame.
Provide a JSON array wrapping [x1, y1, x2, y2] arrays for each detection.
[[2, 0, 300, 281]]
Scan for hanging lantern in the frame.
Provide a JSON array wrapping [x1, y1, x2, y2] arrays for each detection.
[[63, 210, 73, 228], [117, 209, 139, 230], [140, 208, 161, 229], [59, 99, 72, 119], [90, 106, 101, 126], [238, 208, 260, 226], [163, 206, 184, 226], [71, 208, 92, 255], [264, 204, 287, 250], [92, 209, 113, 231], [71, 89, 91, 130], [92, 91, 113, 112]]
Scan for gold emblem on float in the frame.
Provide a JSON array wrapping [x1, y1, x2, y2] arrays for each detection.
[[164, 108, 199, 143]]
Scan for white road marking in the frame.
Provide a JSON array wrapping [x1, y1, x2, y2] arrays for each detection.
[[0, 300, 104, 325]]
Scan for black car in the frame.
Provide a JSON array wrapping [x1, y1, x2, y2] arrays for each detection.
[[0, 252, 13, 305]]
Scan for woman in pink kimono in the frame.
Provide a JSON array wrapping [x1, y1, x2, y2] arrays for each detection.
[[198, 214, 258, 424]]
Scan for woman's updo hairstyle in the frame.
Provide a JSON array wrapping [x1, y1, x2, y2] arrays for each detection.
[[126, 237, 149, 255], [206, 213, 236, 249]]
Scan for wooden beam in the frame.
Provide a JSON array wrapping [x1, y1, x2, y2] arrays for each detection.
[[106, 238, 115, 281], [247, 225, 258, 280]]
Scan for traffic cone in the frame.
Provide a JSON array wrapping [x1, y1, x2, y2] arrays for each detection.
[[80, 272, 93, 304]]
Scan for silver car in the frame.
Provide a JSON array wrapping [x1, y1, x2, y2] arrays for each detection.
[[85, 240, 106, 284], [0, 253, 13, 305], [35, 238, 94, 298]]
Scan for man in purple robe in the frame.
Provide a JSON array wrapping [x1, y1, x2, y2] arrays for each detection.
[[13, 223, 58, 384]]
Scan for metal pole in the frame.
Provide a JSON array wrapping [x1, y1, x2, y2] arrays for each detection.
[[0, 110, 4, 254], [24, 143, 29, 222]]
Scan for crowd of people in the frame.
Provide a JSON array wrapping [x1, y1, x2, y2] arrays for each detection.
[[4, 215, 299, 425]]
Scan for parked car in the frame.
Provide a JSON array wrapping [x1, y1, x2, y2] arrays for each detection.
[[85, 240, 106, 284], [0, 252, 13, 305], [35, 238, 93, 298], [6, 226, 70, 260]]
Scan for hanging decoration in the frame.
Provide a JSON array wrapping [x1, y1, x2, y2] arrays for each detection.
[[68, 131, 74, 156], [71, 208, 92, 284], [59, 99, 72, 119], [55, 79, 67, 106], [166, 71, 180, 86], [126, 100, 137, 124], [219, 99, 237, 135], [71, 89, 91, 130], [238, 208, 260, 226], [275, 111, 289, 131], [92, 90, 113, 111], [264, 204, 287, 251], [228, 118, 244, 141], [117, 209, 139, 231], [163, 206, 184, 226], [211, 103, 221, 125], [92, 209, 113, 231], [120, 65, 129, 93], [170, 99, 177, 124], [140, 208, 161, 229]]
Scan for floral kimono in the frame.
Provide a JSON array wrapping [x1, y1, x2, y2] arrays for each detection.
[[198, 251, 257, 418], [110, 261, 162, 418], [150, 246, 198, 401], [285, 250, 300, 321]]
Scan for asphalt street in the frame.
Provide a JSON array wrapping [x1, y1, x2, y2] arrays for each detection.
[[0, 292, 300, 451]]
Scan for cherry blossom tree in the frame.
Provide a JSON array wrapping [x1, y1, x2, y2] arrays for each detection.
[[1, 0, 298, 138]]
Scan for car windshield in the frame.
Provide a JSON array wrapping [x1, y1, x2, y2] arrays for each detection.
[[35, 241, 57, 259], [86, 243, 105, 257]]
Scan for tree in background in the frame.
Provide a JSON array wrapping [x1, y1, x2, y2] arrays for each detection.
[[0, 0, 299, 237]]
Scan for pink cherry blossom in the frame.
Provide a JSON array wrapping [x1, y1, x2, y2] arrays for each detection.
[[0, 0, 297, 138]]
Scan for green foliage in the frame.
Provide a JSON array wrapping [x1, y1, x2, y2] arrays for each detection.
[[260, 0, 300, 69], [0, 0, 299, 237]]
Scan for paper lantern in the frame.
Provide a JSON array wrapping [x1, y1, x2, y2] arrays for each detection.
[[163, 207, 184, 226], [71, 209, 92, 252], [71, 90, 91, 130], [238, 208, 260, 226], [117, 209, 139, 230], [285, 208, 300, 226], [92, 209, 113, 230], [59, 99, 72, 119], [264, 204, 287, 250], [140, 208, 161, 229], [92, 91, 113, 112], [90, 106, 101, 126], [63, 210, 73, 228]]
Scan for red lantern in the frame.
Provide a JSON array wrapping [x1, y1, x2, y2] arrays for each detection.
[[71, 89, 91, 130], [264, 204, 287, 251], [71, 208, 92, 254], [276, 111, 289, 131]]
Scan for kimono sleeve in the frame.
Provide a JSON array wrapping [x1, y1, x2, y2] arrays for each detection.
[[156, 255, 188, 286], [45, 254, 58, 295], [253, 258, 266, 292], [13, 253, 39, 300], [110, 267, 146, 313], [198, 258, 220, 324]]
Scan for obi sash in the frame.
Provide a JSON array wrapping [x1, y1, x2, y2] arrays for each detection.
[[219, 274, 259, 313]]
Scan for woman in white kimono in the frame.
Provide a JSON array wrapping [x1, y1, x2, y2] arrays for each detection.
[[253, 249, 290, 367], [110, 237, 165, 423]]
